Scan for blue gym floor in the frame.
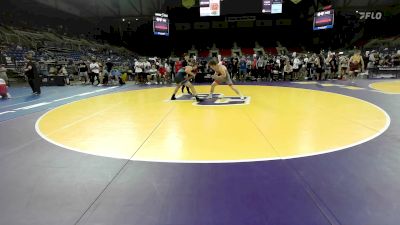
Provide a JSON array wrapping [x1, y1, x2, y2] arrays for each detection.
[[0, 80, 399, 225]]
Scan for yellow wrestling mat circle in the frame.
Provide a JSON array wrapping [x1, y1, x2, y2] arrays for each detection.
[[369, 80, 400, 94], [35, 86, 390, 163]]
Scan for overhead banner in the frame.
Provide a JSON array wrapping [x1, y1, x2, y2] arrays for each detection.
[[226, 16, 256, 22], [276, 19, 292, 26], [193, 22, 210, 30], [237, 21, 254, 28], [256, 20, 273, 27], [175, 23, 191, 31], [212, 21, 228, 29], [182, 0, 195, 9]]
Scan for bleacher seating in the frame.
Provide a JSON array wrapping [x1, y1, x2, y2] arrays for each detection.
[[241, 48, 254, 56], [5, 48, 26, 61], [219, 49, 232, 57], [264, 48, 278, 55], [198, 50, 209, 58]]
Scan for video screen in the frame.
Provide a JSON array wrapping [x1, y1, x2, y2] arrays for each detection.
[[313, 9, 334, 30], [262, 0, 282, 14], [153, 14, 169, 36], [200, 0, 220, 17]]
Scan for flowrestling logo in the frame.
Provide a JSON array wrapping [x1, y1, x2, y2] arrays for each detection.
[[357, 11, 383, 20], [170, 94, 250, 106], [195, 96, 250, 106]]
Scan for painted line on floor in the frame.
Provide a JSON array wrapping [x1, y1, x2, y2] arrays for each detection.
[[14, 102, 51, 110], [0, 111, 15, 115], [52, 96, 76, 102], [292, 81, 400, 94], [0, 87, 118, 118], [34, 87, 391, 164], [368, 83, 400, 95]]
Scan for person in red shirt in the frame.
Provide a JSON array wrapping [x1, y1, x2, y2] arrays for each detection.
[[158, 65, 167, 84], [0, 78, 11, 99], [174, 60, 183, 74], [251, 57, 258, 79]]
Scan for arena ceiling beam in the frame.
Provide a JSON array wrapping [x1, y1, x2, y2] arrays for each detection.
[[127, 0, 143, 16], [100, 0, 120, 17]]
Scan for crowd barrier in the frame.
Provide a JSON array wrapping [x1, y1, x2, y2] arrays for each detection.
[[368, 66, 400, 79], [41, 75, 65, 86]]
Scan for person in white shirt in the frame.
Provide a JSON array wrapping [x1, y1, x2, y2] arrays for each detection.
[[338, 54, 349, 80], [133, 59, 143, 84], [276, 57, 281, 68], [256, 56, 265, 80], [58, 65, 70, 85], [164, 62, 172, 83], [89, 59, 100, 85], [369, 51, 377, 65], [134, 59, 144, 84], [144, 60, 151, 73], [292, 56, 301, 80], [142, 60, 151, 84], [147, 64, 158, 85], [58, 65, 68, 76]]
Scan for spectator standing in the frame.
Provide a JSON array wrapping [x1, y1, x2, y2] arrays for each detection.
[[102, 68, 109, 86], [58, 65, 70, 85], [392, 51, 400, 66], [246, 57, 252, 79], [315, 53, 324, 81], [24, 54, 41, 95], [158, 64, 167, 84], [328, 53, 338, 79], [283, 59, 293, 81], [292, 55, 301, 80], [89, 59, 100, 85], [239, 57, 247, 82], [174, 59, 183, 75], [105, 59, 113, 72], [0, 49, 6, 65], [231, 57, 239, 80], [256, 56, 265, 80], [134, 59, 144, 84], [338, 54, 349, 80], [164, 61, 172, 83], [78, 61, 89, 84]]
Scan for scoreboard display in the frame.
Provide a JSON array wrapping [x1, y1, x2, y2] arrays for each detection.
[[262, 0, 282, 14], [313, 9, 335, 30], [153, 13, 169, 36]]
